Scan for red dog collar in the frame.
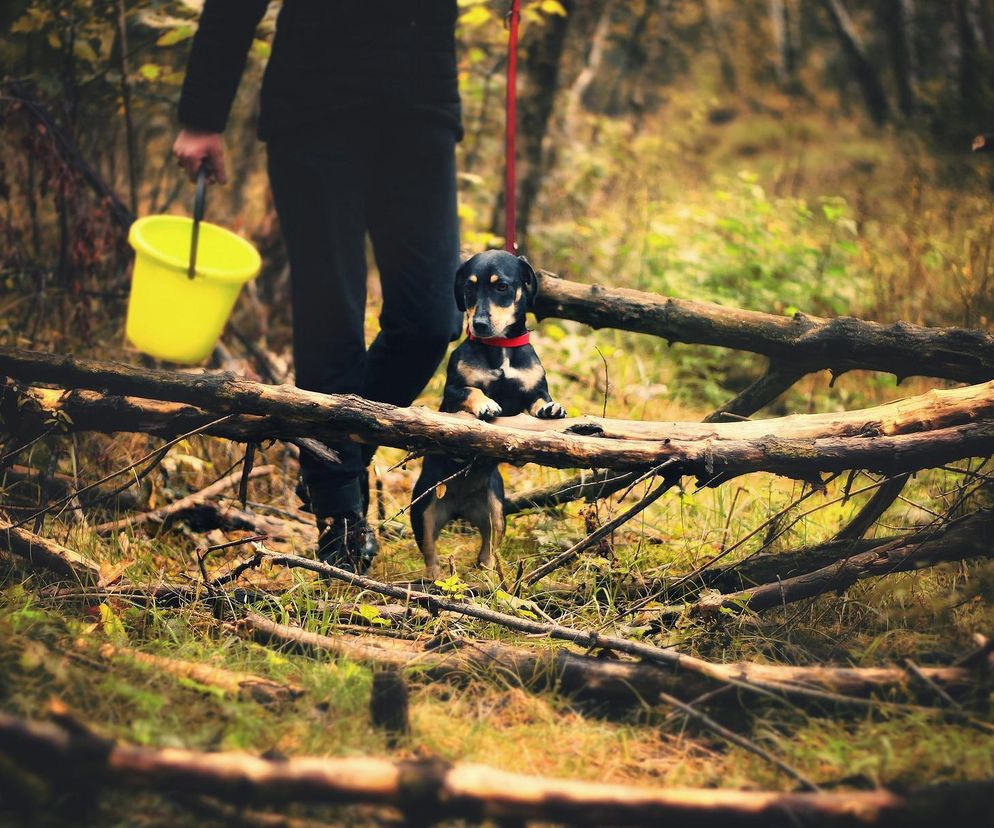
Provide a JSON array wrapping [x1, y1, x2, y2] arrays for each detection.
[[466, 326, 531, 348]]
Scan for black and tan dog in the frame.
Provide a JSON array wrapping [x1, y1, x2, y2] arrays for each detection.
[[411, 250, 566, 579]]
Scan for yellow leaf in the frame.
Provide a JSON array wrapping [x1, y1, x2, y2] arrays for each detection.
[[540, 0, 568, 15], [156, 26, 195, 47], [459, 6, 492, 27], [99, 604, 127, 642], [138, 63, 161, 81]]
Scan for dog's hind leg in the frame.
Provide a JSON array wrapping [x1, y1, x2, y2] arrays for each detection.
[[469, 475, 505, 571]]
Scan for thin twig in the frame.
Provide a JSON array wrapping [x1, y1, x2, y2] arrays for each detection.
[[526, 463, 680, 586], [657, 690, 820, 791], [11, 416, 233, 530]]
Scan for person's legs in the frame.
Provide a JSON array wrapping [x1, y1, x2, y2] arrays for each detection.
[[267, 130, 369, 518], [363, 118, 462, 463]]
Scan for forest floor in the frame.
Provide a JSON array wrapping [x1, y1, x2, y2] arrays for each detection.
[[2, 91, 994, 826]]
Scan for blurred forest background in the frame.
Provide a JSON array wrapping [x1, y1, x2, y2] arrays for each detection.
[[2, 3, 994, 819], [2, 0, 994, 401]]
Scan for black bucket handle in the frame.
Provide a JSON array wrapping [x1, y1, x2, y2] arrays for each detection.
[[187, 162, 209, 279]]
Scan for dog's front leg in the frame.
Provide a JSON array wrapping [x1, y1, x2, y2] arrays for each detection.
[[445, 386, 503, 421]]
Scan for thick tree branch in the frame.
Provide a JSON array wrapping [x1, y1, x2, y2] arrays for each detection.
[[533, 273, 994, 383], [3, 351, 994, 484]]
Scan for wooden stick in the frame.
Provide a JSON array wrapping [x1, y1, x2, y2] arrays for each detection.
[[4, 711, 993, 825], [93, 643, 301, 704], [833, 473, 910, 541], [0, 517, 100, 584]]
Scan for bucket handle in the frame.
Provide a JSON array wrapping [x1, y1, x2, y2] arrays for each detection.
[[187, 162, 209, 279]]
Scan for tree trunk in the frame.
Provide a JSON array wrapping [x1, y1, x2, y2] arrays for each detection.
[[492, 2, 574, 248], [820, 0, 891, 124], [769, 0, 796, 89], [883, 0, 918, 118], [564, 0, 612, 130], [703, 0, 739, 92]]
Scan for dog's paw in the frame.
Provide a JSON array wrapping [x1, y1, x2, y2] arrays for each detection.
[[533, 400, 567, 419], [475, 397, 503, 420]]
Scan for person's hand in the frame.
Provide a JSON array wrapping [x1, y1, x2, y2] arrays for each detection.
[[172, 128, 227, 184]]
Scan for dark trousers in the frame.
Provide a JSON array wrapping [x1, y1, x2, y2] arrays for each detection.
[[267, 117, 461, 517]]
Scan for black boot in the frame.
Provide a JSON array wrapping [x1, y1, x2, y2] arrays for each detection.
[[316, 511, 378, 574], [300, 468, 379, 574]]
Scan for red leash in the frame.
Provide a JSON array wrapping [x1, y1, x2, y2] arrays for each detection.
[[504, 0, 521, 253]]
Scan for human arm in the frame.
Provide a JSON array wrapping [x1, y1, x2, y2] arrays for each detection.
[[173, 0, 269, 182]]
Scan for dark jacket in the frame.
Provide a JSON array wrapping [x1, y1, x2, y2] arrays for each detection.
[[178, 0, 462, 141]]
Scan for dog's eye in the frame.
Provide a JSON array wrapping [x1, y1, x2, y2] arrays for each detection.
[[494, 281, 509, 292]]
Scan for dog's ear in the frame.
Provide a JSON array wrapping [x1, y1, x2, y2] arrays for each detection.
[[453, 257, 475, 312], [518, 255, 538, 307]]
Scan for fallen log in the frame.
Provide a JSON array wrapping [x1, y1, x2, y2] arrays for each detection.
[[92, 643, 302, 704], [688, 510, 994, 617], [237, 611, 980, 706], [0, 518, 100, 584], [534, 272, 994, 383], [4, 350, 994, 482], [3, 712, 993, 825]]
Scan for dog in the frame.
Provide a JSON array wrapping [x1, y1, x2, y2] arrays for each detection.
[[410, 250, 566, 580]]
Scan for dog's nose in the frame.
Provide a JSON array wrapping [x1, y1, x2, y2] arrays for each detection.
[[472, 318, 491, 336]]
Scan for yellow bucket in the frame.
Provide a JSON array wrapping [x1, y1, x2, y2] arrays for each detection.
[[125, 197, 261, 364]]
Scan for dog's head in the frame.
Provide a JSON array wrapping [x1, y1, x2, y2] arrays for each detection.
[[454, 250, 537, 339]]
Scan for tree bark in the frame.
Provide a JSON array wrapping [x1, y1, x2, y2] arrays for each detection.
[[6, 712, 994, 826]]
